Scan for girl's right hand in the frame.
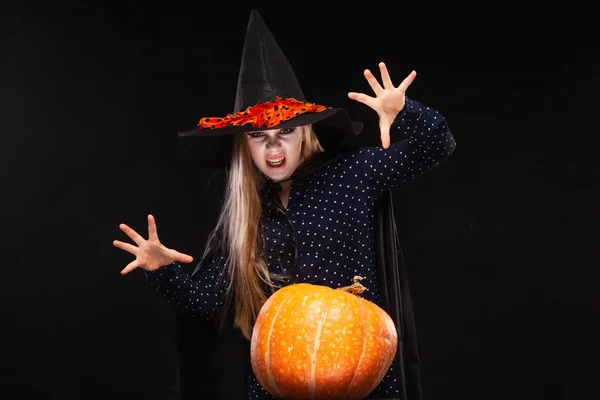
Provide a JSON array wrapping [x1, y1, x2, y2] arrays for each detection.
[[113, 214, 194, 275]]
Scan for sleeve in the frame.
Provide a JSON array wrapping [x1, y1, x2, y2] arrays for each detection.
[[144, 253, 228, 322], [356, 98, 456, 197]]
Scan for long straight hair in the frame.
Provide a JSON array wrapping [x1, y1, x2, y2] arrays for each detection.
[[201, 125, 324, 340]]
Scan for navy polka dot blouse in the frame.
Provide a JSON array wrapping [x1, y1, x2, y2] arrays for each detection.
[[146, 98, 456, 399]]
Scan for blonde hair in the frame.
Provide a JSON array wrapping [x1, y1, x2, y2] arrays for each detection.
[[202, 125, 324, 340]]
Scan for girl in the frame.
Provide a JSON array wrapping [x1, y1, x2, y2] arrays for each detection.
[[113, 10, 455, 400]]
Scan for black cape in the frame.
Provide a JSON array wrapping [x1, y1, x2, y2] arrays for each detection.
[[171, 148, 423, 400]]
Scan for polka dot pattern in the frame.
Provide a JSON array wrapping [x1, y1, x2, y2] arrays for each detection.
[[145, 98, 456, 398], [145, 253, 227, 322]]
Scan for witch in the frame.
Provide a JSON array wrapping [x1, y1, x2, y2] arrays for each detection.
[[113, 9, 456, 400]]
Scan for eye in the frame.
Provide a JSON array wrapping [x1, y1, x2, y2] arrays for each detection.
[[279, 128, 295, 134], [247, 132, 264, 138]]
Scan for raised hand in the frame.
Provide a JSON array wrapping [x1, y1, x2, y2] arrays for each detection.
[[348, 62, 416, 149], [113, 214, 194, 275]]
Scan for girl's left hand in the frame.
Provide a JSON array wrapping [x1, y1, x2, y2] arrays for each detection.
[[348, 63, 416, 149]]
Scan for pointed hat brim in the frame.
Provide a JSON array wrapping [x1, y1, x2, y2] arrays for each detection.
[[178, 107, 363, 170]]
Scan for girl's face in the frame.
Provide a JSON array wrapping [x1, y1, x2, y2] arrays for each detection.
[[246, 126, 305, 182]]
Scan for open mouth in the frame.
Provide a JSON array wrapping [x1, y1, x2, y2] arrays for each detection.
[[266, 155, 285, 168]]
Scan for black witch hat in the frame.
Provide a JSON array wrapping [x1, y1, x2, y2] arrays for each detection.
[[177, 9, 363, 170]]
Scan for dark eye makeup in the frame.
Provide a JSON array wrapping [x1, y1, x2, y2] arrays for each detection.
[[247, 127, 295, 138]]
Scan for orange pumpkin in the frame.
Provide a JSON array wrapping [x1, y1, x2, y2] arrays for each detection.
[[250, 276, 397, 400]]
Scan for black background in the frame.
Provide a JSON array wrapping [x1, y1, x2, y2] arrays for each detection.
[[1, 1, 598, 399]]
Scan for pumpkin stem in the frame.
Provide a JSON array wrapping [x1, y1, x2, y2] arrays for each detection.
[[336, 275, 367, 296]]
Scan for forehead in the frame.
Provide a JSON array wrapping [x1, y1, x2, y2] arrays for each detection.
[[247, 128, 282, 134], [247, 125, 306, 134]]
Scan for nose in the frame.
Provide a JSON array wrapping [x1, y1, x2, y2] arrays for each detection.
[[265, 135, 281, 148]]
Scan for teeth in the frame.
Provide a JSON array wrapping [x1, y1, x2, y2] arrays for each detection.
[[267, 157, 284, 165]]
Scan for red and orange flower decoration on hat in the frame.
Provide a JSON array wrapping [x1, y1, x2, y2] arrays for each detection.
[[197, 97, 330, 130]]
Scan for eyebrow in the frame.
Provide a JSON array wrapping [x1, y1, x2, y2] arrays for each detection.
[[246, 128, 289, 134]]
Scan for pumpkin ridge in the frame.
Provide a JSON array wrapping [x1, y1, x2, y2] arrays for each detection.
[[323, 302, 345, 399], [308, 305, 329, 399], [341, 296, 368, 398], [367, 335, 395, 394], [265, 290, 298, 398]]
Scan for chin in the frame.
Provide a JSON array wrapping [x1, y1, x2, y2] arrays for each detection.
[[263, 169, 291, 182], [261, 163, 296, 182]]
